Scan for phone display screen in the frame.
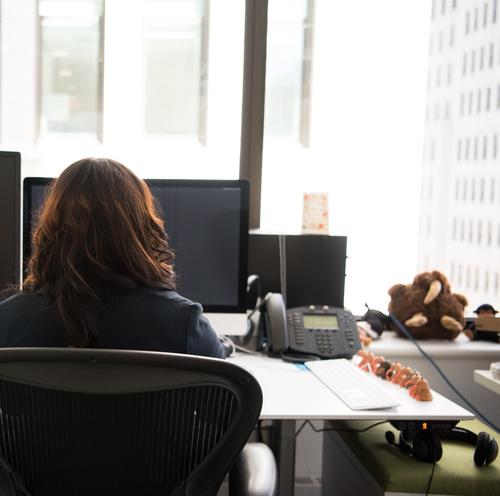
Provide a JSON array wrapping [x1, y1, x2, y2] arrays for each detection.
[[303, 314, 339, 330]]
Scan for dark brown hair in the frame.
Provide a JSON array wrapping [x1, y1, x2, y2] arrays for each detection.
[[24, 157, 176, 347]]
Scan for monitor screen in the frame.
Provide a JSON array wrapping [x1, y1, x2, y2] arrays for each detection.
[[0, 151, 21, 290], [23, 177, 249, 334]]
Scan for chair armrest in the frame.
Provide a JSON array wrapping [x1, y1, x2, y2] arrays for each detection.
[[228, 442, 278, 496]]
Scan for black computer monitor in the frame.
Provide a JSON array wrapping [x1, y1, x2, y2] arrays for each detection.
[[23, 177, 250, 335], [0, 151, 21, 291], [248, 232, 347, 309]]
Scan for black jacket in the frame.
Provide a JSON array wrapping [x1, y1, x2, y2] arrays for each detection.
[[0, 287, 225, 359]]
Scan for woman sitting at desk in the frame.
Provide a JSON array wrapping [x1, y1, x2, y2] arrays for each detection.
[[0, 157, 225, 358]]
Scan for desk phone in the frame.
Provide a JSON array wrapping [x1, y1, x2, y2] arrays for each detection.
[[264, 293, 361, 360]]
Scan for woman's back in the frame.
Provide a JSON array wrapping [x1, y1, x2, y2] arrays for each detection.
[[0, 286, 224, 357]]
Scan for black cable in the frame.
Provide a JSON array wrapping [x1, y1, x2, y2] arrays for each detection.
[[389, 313, 500, 433], [246, 292, 273, 320], [425, 462, 436, 496], [295, 419, 389, 438], [256, 420, 263, 442]]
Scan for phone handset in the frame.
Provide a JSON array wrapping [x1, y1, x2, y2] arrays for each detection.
[[262, 293, 322, 362], [263, 293, 289, 354]]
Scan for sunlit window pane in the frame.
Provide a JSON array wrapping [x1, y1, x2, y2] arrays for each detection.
[[39, 0, 104, 136], [144, 0, 208, 139], [261, 1, 431, 313], [264, 0, 311, 141]]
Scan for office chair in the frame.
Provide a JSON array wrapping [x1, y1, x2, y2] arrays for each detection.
[[0, 348, 277, 496]]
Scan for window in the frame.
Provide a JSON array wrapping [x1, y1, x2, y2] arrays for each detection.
[[1, 0, 246, 178], [39, 0, 104, 138], [143, 0, 209, 140], [263, 0, 313, 144], [0, 0, 434, 314], [486, 86, 491, 110]]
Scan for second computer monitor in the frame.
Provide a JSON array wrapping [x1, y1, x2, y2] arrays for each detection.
[[0, 151, 21, 291], [23, 177, 249, 335], [248, 232, 347, 309]]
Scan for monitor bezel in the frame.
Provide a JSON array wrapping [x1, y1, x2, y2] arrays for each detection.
[[22, 177, 249, 314]]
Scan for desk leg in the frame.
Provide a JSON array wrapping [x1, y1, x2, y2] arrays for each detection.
[[271, 420, 296, 496]]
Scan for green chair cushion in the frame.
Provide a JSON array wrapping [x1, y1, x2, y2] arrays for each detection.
[[328, 419, 500, 495]]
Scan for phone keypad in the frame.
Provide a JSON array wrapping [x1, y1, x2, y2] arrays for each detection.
[[313, 330, 335, 354]]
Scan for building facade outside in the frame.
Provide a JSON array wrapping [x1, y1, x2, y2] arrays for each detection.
[[420, 0, 500, 312]]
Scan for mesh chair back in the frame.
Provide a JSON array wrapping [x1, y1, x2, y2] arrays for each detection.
[[0, 348, 262, 496]]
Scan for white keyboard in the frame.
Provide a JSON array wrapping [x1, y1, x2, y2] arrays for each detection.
[[305, 358, 400, 410]]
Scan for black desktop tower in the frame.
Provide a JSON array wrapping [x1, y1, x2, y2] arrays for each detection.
[[248, 232, 347, 309], [0, 151, 21, 290]]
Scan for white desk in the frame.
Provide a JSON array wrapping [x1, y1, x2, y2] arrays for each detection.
[[228, 353, 473, 495], [474, 369, 500, 395], [230, 353, 473, 421]]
